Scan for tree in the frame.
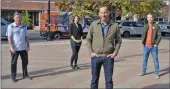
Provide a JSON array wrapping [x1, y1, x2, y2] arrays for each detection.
[[55, 0, 166, 20], [55, 0, 118, 17], [116, 0, 166, 20], [150, 0, 166, 16], [21, 10, 31, 27], [116, 0, 131, 16]]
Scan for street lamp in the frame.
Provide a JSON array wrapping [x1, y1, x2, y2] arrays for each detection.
[[47, 0, 52, 41]]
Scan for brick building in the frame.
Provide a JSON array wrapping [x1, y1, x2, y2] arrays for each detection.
[[1, 0, 58, 30]]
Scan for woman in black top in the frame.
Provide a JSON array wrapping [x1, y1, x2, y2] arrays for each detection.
[[69, 15, 83, 69]]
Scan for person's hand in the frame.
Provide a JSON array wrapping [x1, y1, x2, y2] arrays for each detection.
[[107, 52, 117, 58], [91, 53, 99, 57], [78, 40, 82, 43], [75, 40, 81, 43], [153, 45, 157, 47], [75, 40, 79, 43], [26, 47, 30, 52], [10, 47, 16, 54]]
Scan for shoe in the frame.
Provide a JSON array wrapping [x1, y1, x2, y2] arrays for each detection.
[[74, 65, 80, 69], [138, 72, 146, 76], [155, 74, 160, 79], [69, 65, 75, 69], [23, 76, 32, 80], [11, 78, 16, 83]]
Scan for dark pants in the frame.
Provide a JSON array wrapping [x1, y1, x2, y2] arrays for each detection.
[[11, 50, 28, 79], [91, 56, 114, 89], [70, 39, 81, 66]]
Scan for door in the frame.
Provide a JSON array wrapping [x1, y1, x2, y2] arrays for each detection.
[[131, 22, 144, 35]]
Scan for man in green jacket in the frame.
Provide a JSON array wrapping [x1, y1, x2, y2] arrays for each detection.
[[139, 13, 162, 79], [86, 5, 122, 89]]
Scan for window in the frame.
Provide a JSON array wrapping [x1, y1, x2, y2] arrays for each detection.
[[158, 18, 163, 22], [154, 18, 158, 22], [34, 12, 39, 26], [122, 22, 132, 26], [131, 22, 137, 27], [154, 17, 164, 22], [55, 15, 69, 26], [136, 22, 143, 27]]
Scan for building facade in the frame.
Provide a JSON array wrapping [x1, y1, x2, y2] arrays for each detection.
[[1, 0, 169, 30], [1, 0, 58, 30]]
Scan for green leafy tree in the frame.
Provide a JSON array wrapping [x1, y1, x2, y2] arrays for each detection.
[[55, 0, 118, 17], [150, 0, 166, 16], [55, 0, 166, 20], [21, 10, 31, 27], [116, 0, 131, 16], [117, 0, 166, 20]]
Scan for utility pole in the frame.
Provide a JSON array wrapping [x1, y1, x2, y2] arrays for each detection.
[[110, 6, 116, 22], [47, 0, 52, 41], [168, 0, 170, 23]]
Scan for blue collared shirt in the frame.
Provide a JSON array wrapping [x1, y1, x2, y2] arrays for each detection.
[[101, 22, 110, 38], [6, 22, 29, 51]]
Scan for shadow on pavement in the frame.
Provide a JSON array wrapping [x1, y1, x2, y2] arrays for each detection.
[[142, 83, 170, 89], [122, 36, 142, 40], [1, 38, 70, 44], [2, 35, 169, 44], [1, 48, 169, 80], [1, 63, 90, 80], [159, 67, 170, 77], [144, 67, 170, 76], [1, 58, 126, 80]]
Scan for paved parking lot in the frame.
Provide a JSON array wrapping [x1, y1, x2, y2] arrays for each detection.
[[1, 36, 170, 88]]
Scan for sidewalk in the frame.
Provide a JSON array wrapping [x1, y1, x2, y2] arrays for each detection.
[[1, 38, 169, 88]]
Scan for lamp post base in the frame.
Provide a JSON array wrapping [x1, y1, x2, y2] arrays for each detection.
[[46, 32, 52, 41]]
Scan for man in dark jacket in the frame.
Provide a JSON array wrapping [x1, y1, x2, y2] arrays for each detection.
[[139, 13, 162, 79]]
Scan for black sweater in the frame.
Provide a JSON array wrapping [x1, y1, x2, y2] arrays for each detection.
[[68, 23, 83, 40]]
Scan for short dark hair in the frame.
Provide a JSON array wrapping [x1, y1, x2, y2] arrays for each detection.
[[72, 15, 80, 22], [147, 13, 155, 18], [98, 5, 110, 13]]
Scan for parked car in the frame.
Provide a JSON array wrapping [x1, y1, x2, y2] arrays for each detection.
[[118, 20, 144, 37], [156, 22, 170, 36], [1, 18, 10, 39]]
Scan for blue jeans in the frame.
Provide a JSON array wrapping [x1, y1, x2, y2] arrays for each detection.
[[91, 56, 114, 89], [142, 46, 159, 74]]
